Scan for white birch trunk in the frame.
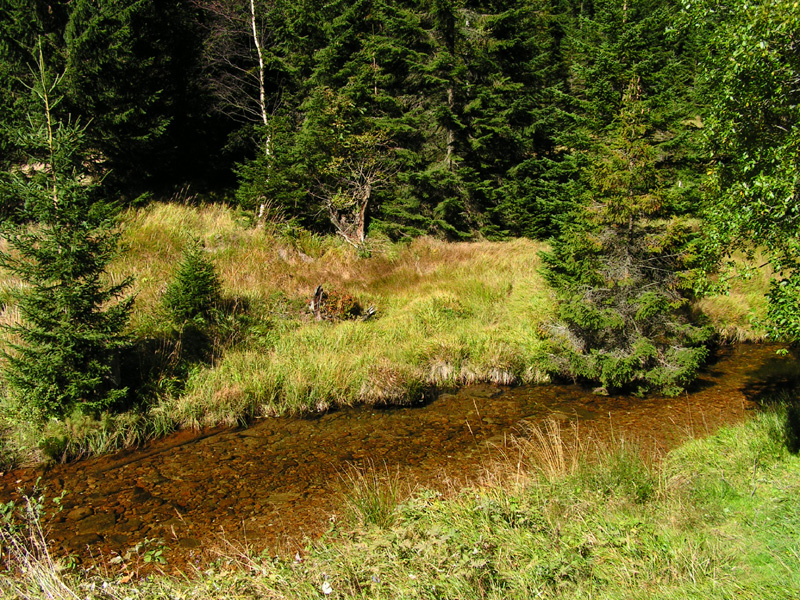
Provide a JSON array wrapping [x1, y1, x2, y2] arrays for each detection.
[[249, 0, 270, 158]]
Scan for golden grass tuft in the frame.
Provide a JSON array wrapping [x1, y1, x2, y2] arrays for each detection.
[[694, 253, 772, 342], [512, 418, 587, 483]]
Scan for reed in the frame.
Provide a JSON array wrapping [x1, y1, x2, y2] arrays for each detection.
[[339, 460, 405, 529]]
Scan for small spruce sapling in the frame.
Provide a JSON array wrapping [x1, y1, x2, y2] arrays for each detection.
[[163, 240, 222, 325]]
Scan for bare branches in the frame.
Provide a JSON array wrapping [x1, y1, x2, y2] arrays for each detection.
[[193, 0, 275, 142]]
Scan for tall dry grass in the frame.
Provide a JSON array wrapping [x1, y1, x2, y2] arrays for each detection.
[[109, 203, 555, 427], [0, 497, 79, 600], [514, 419, 587, 483]]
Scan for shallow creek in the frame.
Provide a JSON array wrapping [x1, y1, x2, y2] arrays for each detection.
[[1, 343, 797, 572]]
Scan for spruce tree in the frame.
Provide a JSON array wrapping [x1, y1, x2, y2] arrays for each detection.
[[164, 241, 222, 325], [464, 0, 574, 239], [0, 50, 132, 421], [63, 0, 203, 190], [295, 0, 426, 241], [542, 78, 712, 396], [0, 0, 68, 204]]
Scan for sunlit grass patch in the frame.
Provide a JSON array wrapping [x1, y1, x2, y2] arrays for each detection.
[[115, 205, 554, 425], [695, 252, 772, 342], [338, 460, 406, 529], [0, 201, 772, 467], [0, 203, 558, 463]]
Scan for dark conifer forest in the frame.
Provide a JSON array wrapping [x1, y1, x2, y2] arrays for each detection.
[[2, 0, 795, 244], [0, 0, 732, 233]]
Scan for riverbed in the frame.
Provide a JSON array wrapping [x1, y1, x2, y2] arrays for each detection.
[[1, 343, 796, 573]]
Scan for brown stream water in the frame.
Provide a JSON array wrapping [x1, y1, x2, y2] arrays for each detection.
[[1, 343, 798, 573]]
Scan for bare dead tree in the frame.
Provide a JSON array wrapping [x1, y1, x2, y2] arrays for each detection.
[[193, 0, 274, 156]]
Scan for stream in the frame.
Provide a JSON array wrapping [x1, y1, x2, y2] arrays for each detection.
[[1, 343, 797, 573]]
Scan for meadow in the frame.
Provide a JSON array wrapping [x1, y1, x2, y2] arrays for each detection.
[[0, 201, 769, 465]]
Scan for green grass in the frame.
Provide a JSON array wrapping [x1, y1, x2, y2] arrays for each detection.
[[162, 223, 553, 427], [1, 203, 554, 463], [339, 459, 405, 529], [2, 403, 798, 599], [694, 253, 773, 343], [0, 202, 771, 464]]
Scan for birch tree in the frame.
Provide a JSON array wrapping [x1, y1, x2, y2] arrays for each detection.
[[195, 0, 275, 148]]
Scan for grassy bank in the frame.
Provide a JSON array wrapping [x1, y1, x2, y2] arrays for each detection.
[[694, 254, 772, 343], [0, 203, 770, 465], [2, 402, 799, 599], [0, 203, 553, 464], [120, 205, 555, 417]]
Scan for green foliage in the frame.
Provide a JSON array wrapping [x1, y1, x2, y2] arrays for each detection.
[[546, 0, 713, 376], [340, 460, 402, 528], [164, 241, 222, 325], [543, 78, 712, 395], [577, 444, 656, 502], [693, 0, 800, 342], [786, 401, 800, 454], [234, 0, 580, 241], [299, 86, 396, 245], [0, 1, 68, 217], [0, 50, 132, 421]]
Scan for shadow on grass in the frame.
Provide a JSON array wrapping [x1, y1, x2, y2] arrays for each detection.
[[738, 345, 800, 454], [118, 295, 255, 413]]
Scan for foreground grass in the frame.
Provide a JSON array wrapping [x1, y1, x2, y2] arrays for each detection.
[[2, 405, 798, 599]]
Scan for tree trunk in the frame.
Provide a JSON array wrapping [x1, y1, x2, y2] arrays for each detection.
[[356, 183, 371, 243]]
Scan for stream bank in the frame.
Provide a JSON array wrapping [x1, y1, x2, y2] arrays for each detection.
[[1, 343, 796, 573]]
